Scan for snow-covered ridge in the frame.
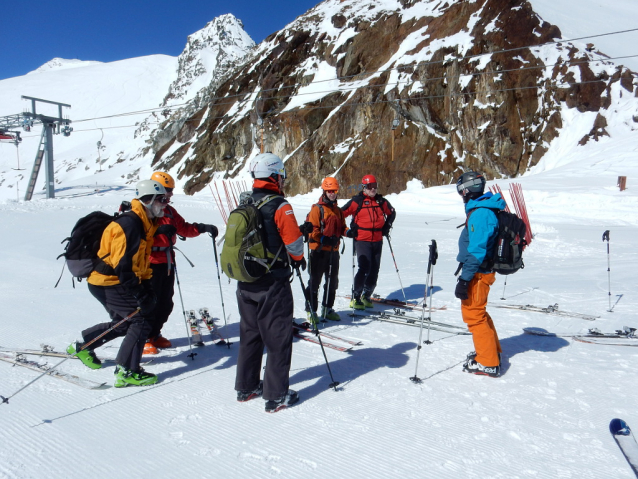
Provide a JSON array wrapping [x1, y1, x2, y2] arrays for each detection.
[[27, 58, 103, 75]]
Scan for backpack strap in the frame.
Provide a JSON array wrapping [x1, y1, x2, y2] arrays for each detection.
[[308, 203, 325, 244], [93, 211, 144, 277]]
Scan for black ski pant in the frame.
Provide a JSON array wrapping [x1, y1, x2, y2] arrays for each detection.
[[353, 240, 383, 298], [307, 249, 340, 313], [148, 262, 175, 339], [235, 277, 293, 401], [83, 283, 152, 372]]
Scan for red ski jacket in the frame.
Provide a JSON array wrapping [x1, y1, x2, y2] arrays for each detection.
[[150, 204, 200, 264], [341, 192, 396, 242]]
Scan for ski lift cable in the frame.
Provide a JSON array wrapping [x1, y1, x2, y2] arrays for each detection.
[[17, 70, 634, 139], [68, 50, 638, 128], [64, 25, 638, 125]]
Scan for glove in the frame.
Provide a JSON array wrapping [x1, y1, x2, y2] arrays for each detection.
[[320, 235, 339, 247], [299, 221, 313, 236], [291, 257, 307, 271], [154, 224, 177, 239], [132, 286, 157, 315], [382, 223, 392, 237], [346, 224, 358, 239], [197, 223, 218, 238], [455, 279, 470, 300]]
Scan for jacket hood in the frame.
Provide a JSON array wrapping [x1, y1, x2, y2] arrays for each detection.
[[465, 192, 506, 213]]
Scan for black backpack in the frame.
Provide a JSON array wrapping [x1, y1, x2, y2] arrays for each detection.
[[56, 205, 142, 286], [467, 209, 527, 275], [489, 210, 527, 275]]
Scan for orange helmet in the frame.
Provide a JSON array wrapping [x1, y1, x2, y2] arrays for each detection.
[[321, 177, 339, 192], [151, 171, 175, 189]]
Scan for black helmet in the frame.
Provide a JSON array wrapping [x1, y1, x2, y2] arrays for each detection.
[[456, 171, 486, 199]]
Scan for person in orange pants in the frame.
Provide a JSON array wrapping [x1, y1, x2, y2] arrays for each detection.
[[454, 171, 506, 377]]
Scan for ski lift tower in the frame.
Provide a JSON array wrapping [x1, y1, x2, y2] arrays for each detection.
[[21, 96, 72, 200]]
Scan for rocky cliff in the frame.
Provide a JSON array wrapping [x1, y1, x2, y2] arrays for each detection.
[[152, 0, 637, 195]]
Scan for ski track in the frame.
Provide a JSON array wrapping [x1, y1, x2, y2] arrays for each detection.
[[0, 190, 637, 478]]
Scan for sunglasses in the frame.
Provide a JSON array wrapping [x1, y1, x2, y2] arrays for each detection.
[[325, 190, 337, 194], [156, 195, 169, 204], [363, 183, 378, 189], [164, 187, 174, 194]]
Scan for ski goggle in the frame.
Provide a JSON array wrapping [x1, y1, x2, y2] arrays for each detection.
[[324, 190, 337, 194], [363, 182, 378, 190], [456, 177, 484, 194]]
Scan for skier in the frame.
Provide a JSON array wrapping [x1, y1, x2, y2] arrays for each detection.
[[66, 179, 167, 387], [305, 177, 347, 322], [143, 171, 218, 355], [234, 153, 304, 413], [341, 174, 396, 310], [455, 171, 506, 378]]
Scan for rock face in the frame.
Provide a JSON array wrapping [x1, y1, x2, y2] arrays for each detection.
[[155, 0, 637, 195]]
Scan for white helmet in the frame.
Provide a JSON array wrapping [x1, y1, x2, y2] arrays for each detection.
[[135, 179, 166, 204], [249, 152, 286, 179]]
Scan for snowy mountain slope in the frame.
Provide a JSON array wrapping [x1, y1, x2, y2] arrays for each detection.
[[0, 14, 254, 203], [0, 154, 637, 477], [530, 0, 638, 73]]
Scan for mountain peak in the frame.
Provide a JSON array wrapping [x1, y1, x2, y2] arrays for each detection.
[[162, 13, 255, 106], [27, 58, 102, 75]]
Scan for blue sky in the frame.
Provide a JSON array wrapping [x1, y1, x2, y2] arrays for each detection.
[[1, 0, 320, 80]]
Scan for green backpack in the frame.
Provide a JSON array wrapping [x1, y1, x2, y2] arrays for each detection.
[[221, 194, 285, 282]]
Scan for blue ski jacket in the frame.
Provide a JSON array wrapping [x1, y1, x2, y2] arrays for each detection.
[[456, 192, 506, 281]]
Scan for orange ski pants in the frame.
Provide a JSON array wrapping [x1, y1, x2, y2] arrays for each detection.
[[461, 272, 501, 367]]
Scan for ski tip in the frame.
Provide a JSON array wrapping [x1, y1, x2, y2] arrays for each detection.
[[610, 418, 631, 436]]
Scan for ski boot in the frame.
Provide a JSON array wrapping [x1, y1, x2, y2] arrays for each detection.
[[114, 365, 158, 388], [361, 294, 374, 309], [142, 342, 158, 355], [237, 381, 263, 402], [151, 335, 172, 348], [321, 306, 341, 321], [265, 390, 299, 413], [349, 297, 365, 310], [463, 359, 500, 378], [66, 341, 102, 370]]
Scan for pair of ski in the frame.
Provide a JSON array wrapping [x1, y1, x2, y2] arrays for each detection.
[[524, 326, 637, 346], [0, 347, 109, 390], [350, 309, 470, 335], [343, 295, 447, 312], [494, 303, 599, 321], [292, 321, 361, 352], [187, 307, 226, 347]]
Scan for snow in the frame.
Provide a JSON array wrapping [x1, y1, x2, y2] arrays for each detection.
[[1, 137, 638, 477], [1, 3, 638, 475]]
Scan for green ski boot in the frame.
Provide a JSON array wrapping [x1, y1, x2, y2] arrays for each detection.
[[349, 298, 365, 310], [306, 310, 320, 327], [321, 306, 341, 321], [114, 365, 158, 388], [361, 295, 374, 309], [66, 341, 102, 370]]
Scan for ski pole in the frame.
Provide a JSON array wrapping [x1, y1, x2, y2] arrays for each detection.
[[1, 308, 140, 404], [385, 234, 407, 302], [351, 237, 356, 321], [410, 240, 437, 383], [500, 277, 508, 300], [210, 235, 231, 348], [603, 230, 612, 312], [293, 264, 340, 391], [173, 259, 197, 360]]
